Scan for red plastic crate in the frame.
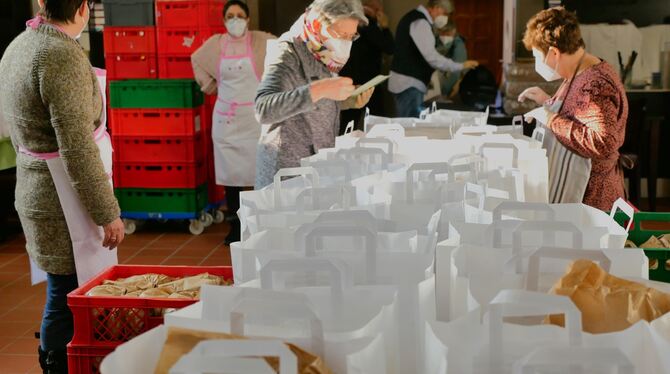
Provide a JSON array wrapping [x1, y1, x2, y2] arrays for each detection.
[[110, 108, 202, 137], [113, 161, 206, 188], [105, 54, 157, 80], [209, 183, 225, 204], [156, 27, 207, 55], [155, 0, 227, 28], [103, 26, 156, 54], [112, 133, 204, 163], [158, 54, 194, 79], [67, 344, 113, 374], [68, 265, 233, 347]]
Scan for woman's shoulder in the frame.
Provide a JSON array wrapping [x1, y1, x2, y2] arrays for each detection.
[[251, 30, 277, 42], [580, 61, 624, 97]]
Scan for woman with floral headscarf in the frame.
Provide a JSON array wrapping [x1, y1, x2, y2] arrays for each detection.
[[254, 0, 374, 189]]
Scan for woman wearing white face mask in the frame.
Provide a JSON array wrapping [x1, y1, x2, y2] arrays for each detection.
[[0, 0, 124, 371], [191, 0, 275, 243], [518, 7, 628, 211], [254, 0, 374, 189]]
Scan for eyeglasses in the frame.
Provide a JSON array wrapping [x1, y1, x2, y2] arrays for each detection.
[[327, 26, 360, 42]]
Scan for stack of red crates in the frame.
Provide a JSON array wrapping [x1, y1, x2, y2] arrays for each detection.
[[155, 0, 226, 79], [103, 26, 158, 79], [155, 0, 226, 204]]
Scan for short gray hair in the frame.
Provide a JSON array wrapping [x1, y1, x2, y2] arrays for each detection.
[[428, 0, 454, 13], [309, 0, 369, 25]]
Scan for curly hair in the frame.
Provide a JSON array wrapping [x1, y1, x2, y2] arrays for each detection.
[[523, 7, 585, 54]]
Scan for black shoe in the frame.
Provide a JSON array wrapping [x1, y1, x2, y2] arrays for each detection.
[[38, 346, 68, 374]]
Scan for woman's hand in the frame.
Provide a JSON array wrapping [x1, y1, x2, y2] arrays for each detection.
[[353, 87, 374, 109], [462, 60, 479, 70], [309, 77, 356, 103], [518, 86, 551, 105], [103, 218, 125, 249]]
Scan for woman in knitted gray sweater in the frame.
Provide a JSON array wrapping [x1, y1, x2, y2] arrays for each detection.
[[254, 0, 374, 189], [0, 0, 124, 371]]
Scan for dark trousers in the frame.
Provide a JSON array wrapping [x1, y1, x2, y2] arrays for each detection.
[[41, 273, 79, 351], [393, 87, 424, 118], [224, 186, 243, 242]]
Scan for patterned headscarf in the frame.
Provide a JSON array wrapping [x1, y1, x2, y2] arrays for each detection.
[[300, 9, 345, 73]]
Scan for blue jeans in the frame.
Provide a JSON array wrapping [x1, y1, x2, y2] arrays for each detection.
[[393, 87, 424, 118], [41, 273, 78, 351]]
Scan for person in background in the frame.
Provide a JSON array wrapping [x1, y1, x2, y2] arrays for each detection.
[[254, 0, 374, 189], [191, 0, 275, 244], [389, 0, 478, 118], [0, 0, 124, 371], [518, 7, 627, 211], [338, 0, 394, 133], [435, 19, 467, 98]]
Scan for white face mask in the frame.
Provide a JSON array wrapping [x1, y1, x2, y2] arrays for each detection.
[[533, 48, 561, 81], [439, 35, 454, 46], [321, 27, 353, 66], [226, 17, 248, 38], [434, 15, 449, 30]]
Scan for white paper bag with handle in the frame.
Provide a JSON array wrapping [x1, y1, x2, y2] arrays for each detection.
[[169, 340, 292, 374], [238, 258, 401, 373], [167, 286, 389, 374], [230, 211, 429, 284]]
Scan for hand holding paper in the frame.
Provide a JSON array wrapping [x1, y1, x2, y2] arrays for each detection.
[[524, 107, 550, 125], [349, 75, 388, 98]]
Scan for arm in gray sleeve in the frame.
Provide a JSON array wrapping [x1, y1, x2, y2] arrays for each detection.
[[410, 19, 464, 73], [255, 42, 316, 124]]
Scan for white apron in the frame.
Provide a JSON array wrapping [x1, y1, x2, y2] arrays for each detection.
[[212, 33, 262, 186], [25, 68, 117, 286]]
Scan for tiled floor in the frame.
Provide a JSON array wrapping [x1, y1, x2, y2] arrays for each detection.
[[0, 220, 232, 374]]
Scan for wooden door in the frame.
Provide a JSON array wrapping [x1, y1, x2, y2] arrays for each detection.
[[453, 0, 504, 83]]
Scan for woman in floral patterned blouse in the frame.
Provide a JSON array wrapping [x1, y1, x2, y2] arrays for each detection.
[[518, 7, 628, 211]]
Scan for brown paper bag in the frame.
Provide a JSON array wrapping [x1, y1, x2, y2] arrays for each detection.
[[547, 259, 670, 333], [155, 326, 332, 374], [103, 274, 175, 292], [160, 273, 225, 292]]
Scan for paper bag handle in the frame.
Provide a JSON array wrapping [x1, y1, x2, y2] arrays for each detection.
[[512, 221, 583, 249], [355, 137, 394, 156], [502, 247, 611, 291], [312, 210, 379, 229], [524, 247, 611, 291], [609, 198, 634, 232], [336, 147, 389, 169], [406, 163, 451, 203], [493, 201, 556, 222], [479, 142, 520, 168], [367, 123, 406, 138], [531, 126, 545, 143], [259, 258, 347, 301], [462, 182, 485, 216], [307, 160, 352, 183], [295, 186, 353, 213], [513, 347, 634, 374], [169, 340, 298, 374], [344, 120, 354, 135], [300, 225, 377, 284], [431, 101, 437, 113], [273, 167, 319, 209], [489, 290, 583, 367], [230, 295, 325, 357]]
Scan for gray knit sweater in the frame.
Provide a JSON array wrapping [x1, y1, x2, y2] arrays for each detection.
[[0, 24, 120, 275], [254, 36, 341, 189]]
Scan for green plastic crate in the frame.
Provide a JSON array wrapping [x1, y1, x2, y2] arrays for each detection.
[[110, 79, 204, 109], [115, 184, 208, 214], [614, 211, 670, 283]]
